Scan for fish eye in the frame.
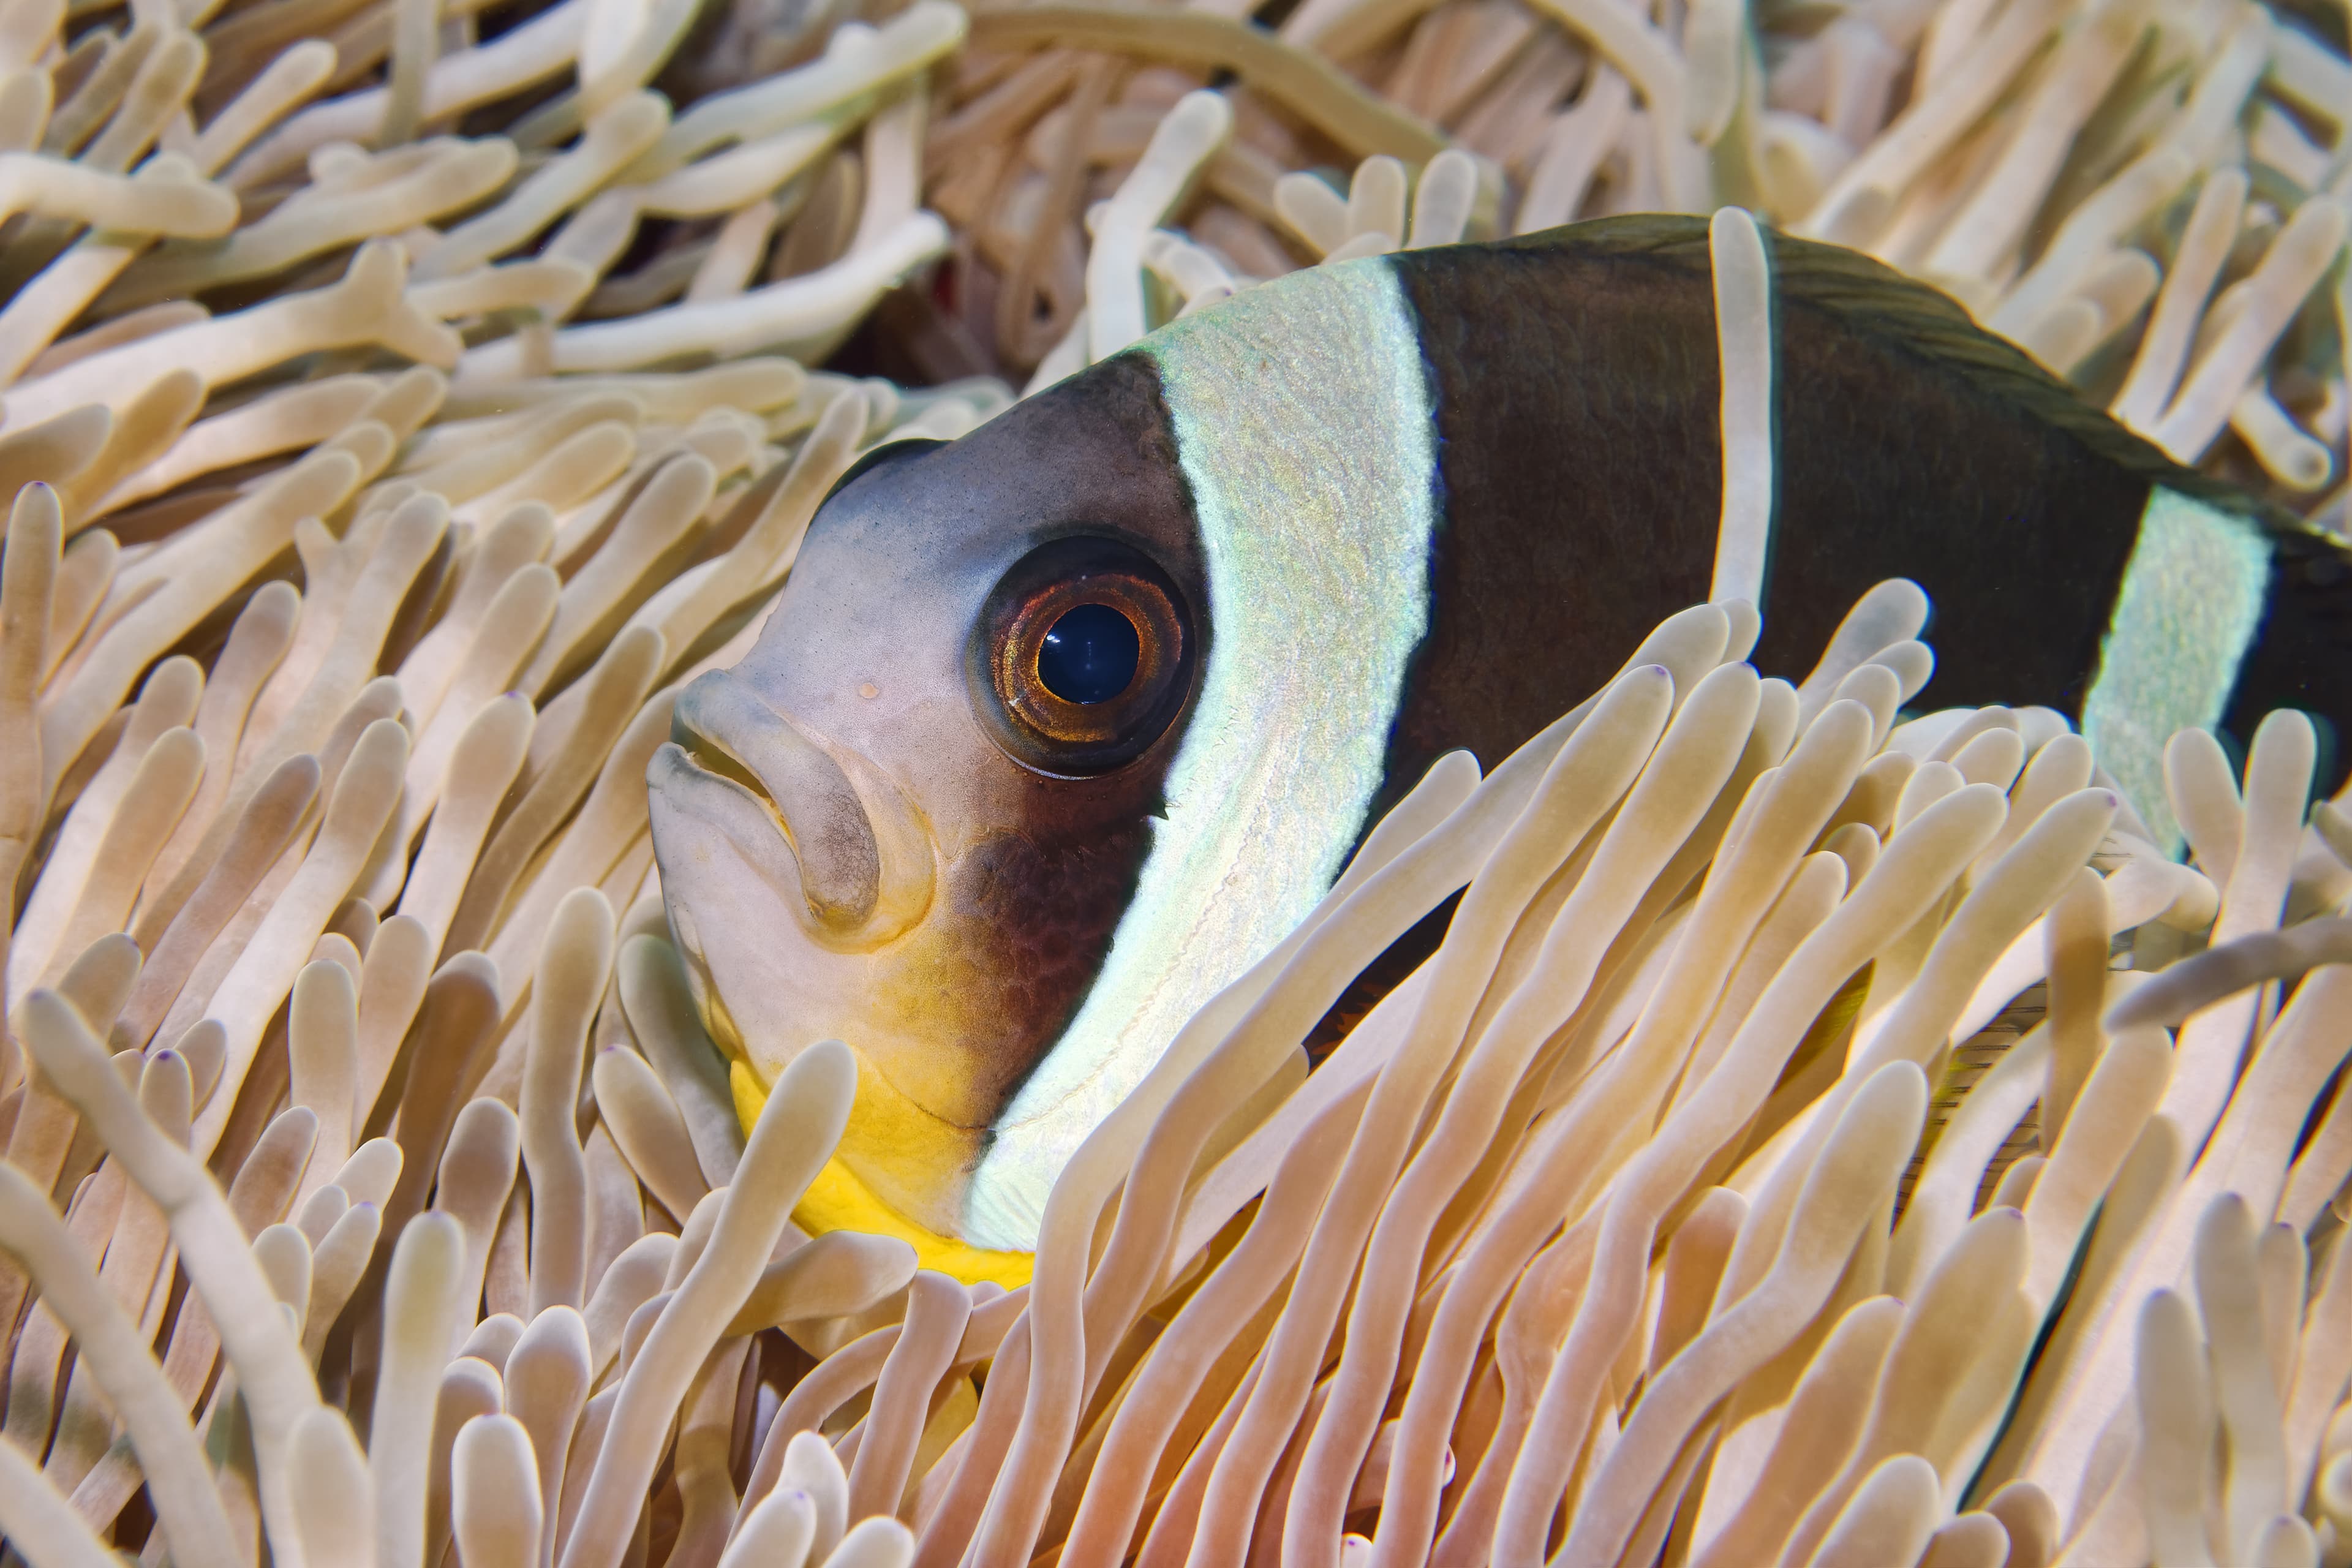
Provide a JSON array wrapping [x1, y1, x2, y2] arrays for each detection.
[[1038, 603, 1140, 704], [969, 536, 1196, 775]]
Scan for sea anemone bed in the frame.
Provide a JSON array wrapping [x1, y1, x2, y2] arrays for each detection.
[[1, 0, 2351, 1561]]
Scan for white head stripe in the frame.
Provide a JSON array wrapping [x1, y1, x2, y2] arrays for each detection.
[[960, 258, 1441, 1251], [2080, 487, 2271, 851]]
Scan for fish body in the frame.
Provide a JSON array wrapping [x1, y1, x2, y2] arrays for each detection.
[[647, 215, 2350, 1278]]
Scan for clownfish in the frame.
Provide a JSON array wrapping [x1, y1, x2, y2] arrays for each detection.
[[645, 214, 2351, 1284]]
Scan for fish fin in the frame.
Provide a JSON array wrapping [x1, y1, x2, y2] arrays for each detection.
[[730, 1059, 1035, 1287]]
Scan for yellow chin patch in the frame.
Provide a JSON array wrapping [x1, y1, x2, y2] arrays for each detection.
[[730, 1059, 1035, 1289]]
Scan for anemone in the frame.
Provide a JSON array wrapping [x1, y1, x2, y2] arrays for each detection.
[[1, 0, 2350, 1561]]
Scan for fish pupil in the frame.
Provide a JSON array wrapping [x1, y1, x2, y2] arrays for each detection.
[[1038, 602, 1141, 704]]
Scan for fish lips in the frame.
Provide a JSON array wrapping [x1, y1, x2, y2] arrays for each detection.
[[657, 669, 937, 952], [643, 742, 802, 1061]]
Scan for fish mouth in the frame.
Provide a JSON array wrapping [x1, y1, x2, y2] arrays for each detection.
[[662, 670, 937, 950]]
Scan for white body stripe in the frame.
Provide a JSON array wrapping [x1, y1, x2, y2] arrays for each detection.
[[960, 258, 1441, 1252], [2080, 487, 2272, 851], [1708, 206, 1776, 608]]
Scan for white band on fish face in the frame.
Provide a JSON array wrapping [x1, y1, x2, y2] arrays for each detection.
[[2081, 486, 2273, 853], [960, 257, 1443, 1253]]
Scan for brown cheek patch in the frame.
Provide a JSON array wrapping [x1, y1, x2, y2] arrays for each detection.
[[890, 815, 1156, 1126]]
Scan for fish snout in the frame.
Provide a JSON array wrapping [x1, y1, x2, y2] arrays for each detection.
[[669, 671, 936, 948]]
